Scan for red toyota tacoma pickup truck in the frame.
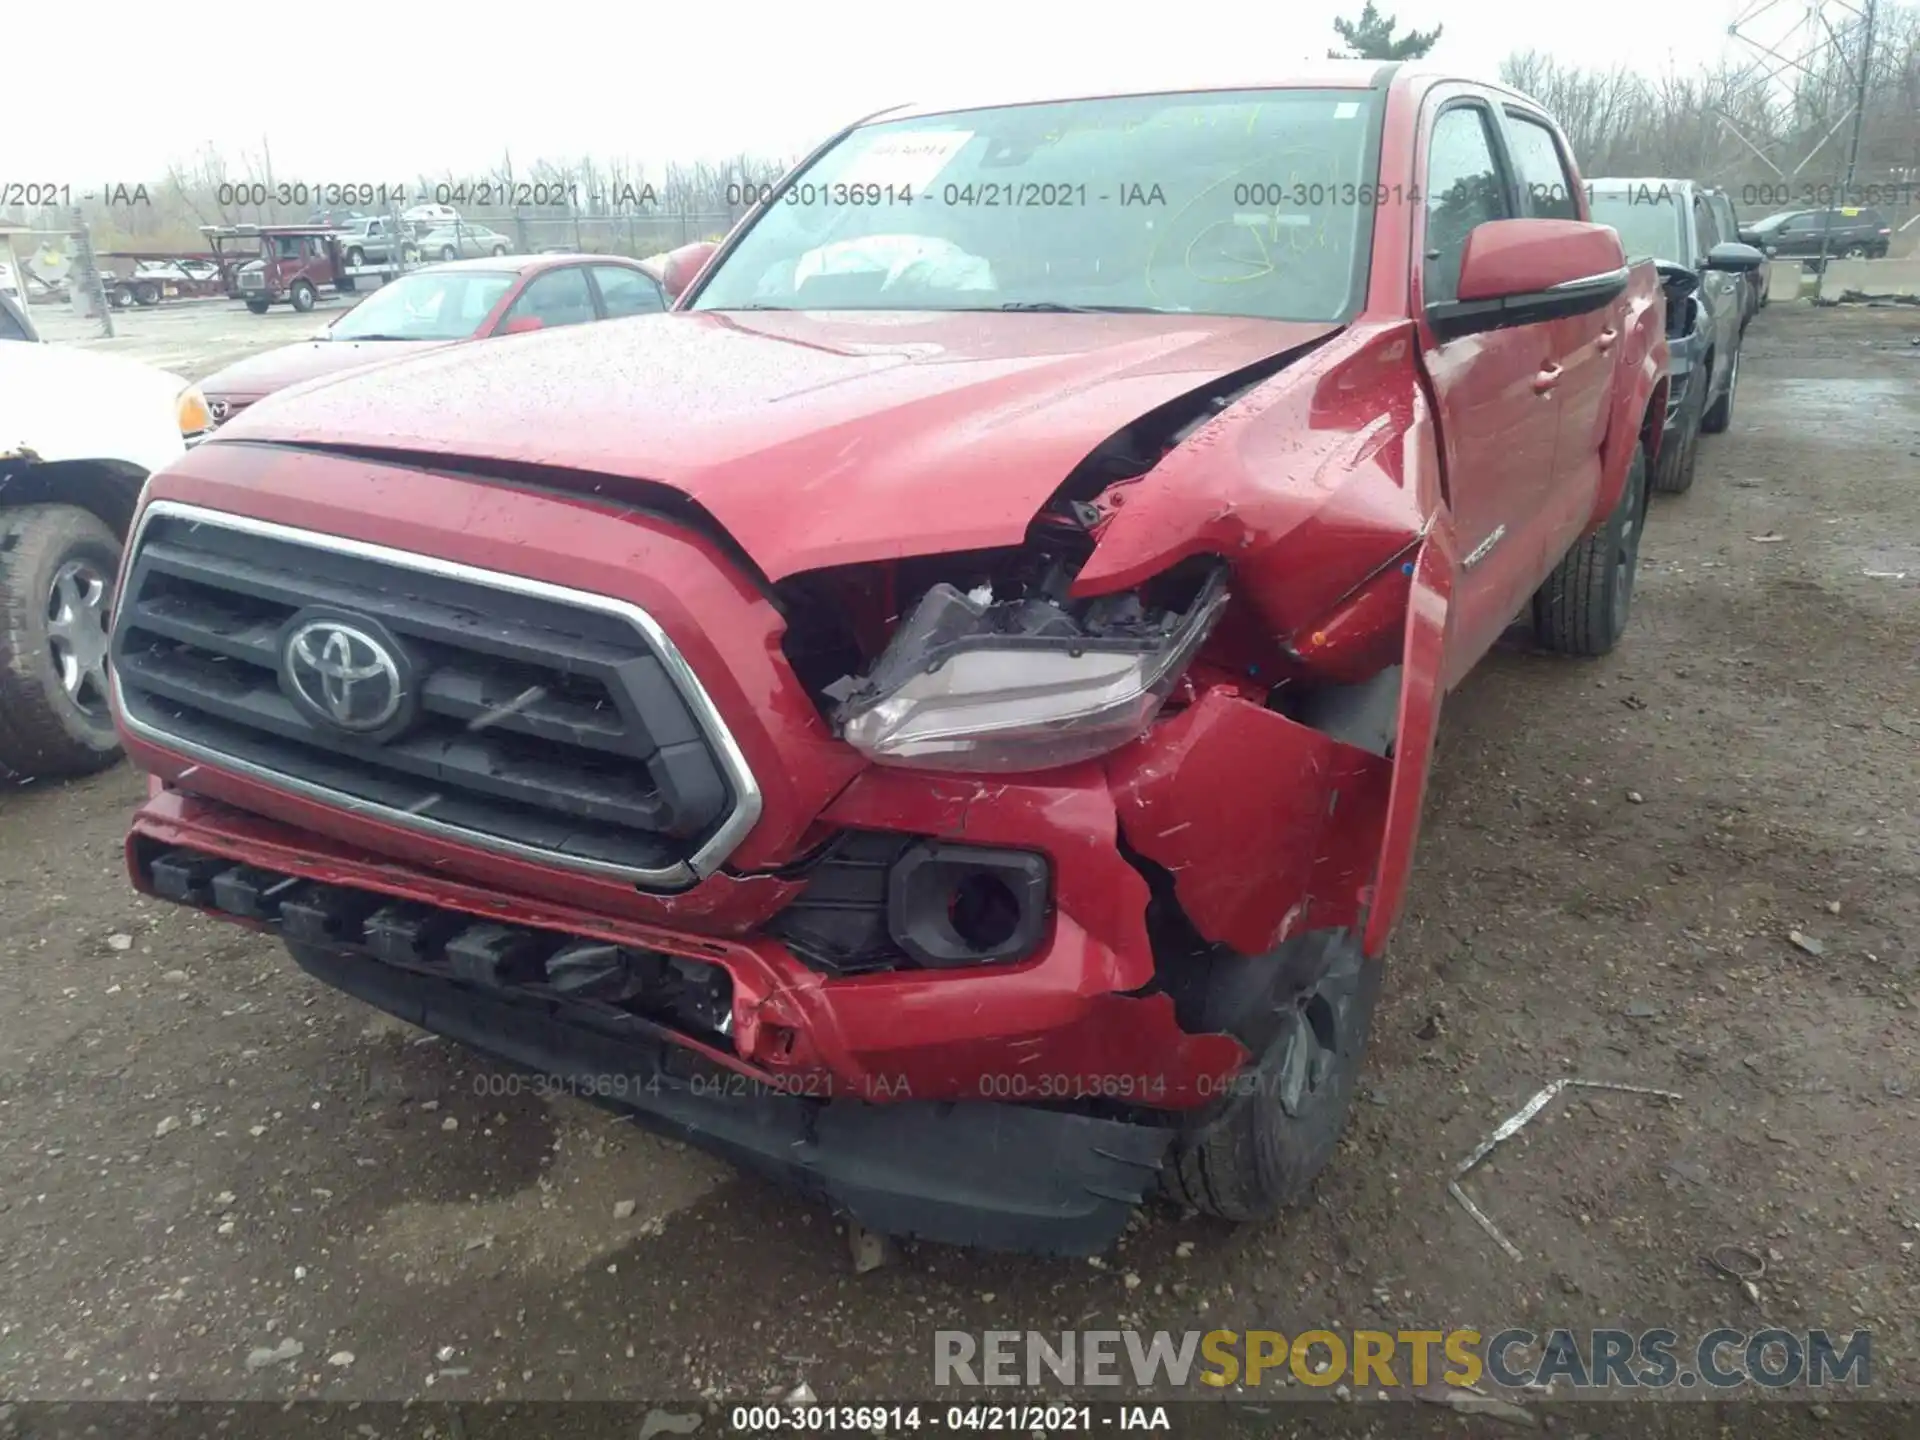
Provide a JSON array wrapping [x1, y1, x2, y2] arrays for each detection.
[[110, 64, 1667, 1254]]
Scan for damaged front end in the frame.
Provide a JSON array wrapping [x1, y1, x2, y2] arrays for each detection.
[[120, 318, 1449, 1254], [775, 318, 1442, 1035]]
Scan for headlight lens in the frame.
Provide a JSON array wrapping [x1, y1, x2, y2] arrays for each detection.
[[839, 570, 1227, 773], [176, 385, 212, 439]]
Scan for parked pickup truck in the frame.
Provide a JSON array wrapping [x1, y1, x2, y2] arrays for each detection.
[[113, 64, 1667, 1255], [333, 215, 418, 269], [0, 291, 210, 780]]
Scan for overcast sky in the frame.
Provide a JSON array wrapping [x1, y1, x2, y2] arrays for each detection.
[[23, 0, 1790, 182]]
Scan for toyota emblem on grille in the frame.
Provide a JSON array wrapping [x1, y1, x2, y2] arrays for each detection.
[[283, 619, 405, 732]]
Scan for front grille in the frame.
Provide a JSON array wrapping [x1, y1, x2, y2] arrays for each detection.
[[111, 502, 760, 887], [238, 271, 265, 290]]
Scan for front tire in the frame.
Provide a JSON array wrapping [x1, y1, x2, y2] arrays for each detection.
[[1164, 930, 1381, 1221], [0, 504, 125, 781], [490, 244, 508, 256], [290, 280, 317, 312], [440, 246, 456, 261], [1701, 348, 1738, 434], [1531, 439, 1648, 657], [1651, 372, 1702, 495], [245, 297, 270, 314]]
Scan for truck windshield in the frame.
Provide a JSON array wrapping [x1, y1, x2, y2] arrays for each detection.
[[328, 269, 515, 340], [1587, 188, 1688, 264], [691, 88, 1380, 322]]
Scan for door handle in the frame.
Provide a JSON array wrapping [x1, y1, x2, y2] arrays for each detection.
[[1595, 327, 1618, 352], [1532, 363, 1563, 394]]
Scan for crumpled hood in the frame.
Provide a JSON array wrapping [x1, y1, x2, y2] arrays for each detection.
[[200, 338, 457, 402], [221, 309, 1341, 579]]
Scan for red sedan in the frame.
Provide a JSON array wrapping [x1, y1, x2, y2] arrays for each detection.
[[197, 253, 667, 427]]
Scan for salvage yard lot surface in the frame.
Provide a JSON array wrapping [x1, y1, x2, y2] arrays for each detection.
[[1, 301, 1916, 1405]]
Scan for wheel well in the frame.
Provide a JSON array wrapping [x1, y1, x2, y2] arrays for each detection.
[[0, 459, 146, 539]]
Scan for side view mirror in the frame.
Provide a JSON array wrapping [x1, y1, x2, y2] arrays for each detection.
[[501, 315, 545, 335], [659, 240, 720, 302], [1429, 219, 1628, 341], [1704, 241, 1766, 273]]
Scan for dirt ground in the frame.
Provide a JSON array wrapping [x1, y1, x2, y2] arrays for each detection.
[[0, 297, 1915, 1417]]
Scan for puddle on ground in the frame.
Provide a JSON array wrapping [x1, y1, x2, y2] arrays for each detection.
[[1763, 377, 1920, 438]]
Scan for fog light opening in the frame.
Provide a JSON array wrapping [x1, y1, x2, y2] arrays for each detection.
[[948, 871, 1022, 954]]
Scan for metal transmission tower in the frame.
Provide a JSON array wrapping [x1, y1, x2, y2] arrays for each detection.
[[1722, 0, 1883, 296]]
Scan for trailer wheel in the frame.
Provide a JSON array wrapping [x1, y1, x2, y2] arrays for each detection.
[[290, 280, 317, 313], [0, 504, 125, 781], [107, 285, 131, 309], [245, 298, 270, 314], [346, 246, 365, 267], [133, 280, 160, 306]]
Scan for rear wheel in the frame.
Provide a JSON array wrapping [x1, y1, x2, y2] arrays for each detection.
[[290, 280, 317, 312], [440, 245, 457, 261], [1842, 244, 1868, 259], [132, 280, 160, 306], [1651, 373, 1702, 495], [1531, 439, 1648, 657], [490, 244, 508, 256], [1164, 930, 1381, 1221], [0, 504, 124, 781]]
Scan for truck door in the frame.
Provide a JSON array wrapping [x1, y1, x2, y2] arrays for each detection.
[[1414, 96, 1562, 687], [1502, 106, 1614, 554]]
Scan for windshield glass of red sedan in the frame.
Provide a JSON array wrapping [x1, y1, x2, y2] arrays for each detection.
[[328, 270, 516, 340], [693, 88, 1381, 321]]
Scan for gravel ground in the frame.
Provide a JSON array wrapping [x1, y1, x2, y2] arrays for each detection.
[[0, 298, 1915, 1423]]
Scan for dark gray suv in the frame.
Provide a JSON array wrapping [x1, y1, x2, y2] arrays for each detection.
[[1744, 207, 1893, 260], [1587, 177, 1765, 496]]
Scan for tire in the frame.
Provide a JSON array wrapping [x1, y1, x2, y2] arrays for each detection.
[[290, 280, 316, 313], [1163, 930, 1381, 1221], [1651, 372, 1702, 495], [0, 504, 125, 781], [133, 280, 159, 306], [108, 285, 131, 309], [245, 298, 270, 314], [336, 276, 357, 293], [491, 244, 508, 256], [1531, 439, 1648, 657], [1701, 347, 1738, 434], [440, 246, 456, 261], [1842, 245, 1868, 260], [346, 246, 365, 267]]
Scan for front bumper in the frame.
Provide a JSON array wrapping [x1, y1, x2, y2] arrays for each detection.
[[126, 822, 1172, 1253]]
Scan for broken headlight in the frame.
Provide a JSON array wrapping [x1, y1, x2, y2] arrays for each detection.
[[836, 564, 1227, 772]]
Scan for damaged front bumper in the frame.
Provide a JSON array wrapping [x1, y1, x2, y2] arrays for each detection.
[[127, 814, 1174, 1254]]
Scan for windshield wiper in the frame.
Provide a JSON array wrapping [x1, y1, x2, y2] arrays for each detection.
[[993, 301, 1175, 313], [333, 333, 416, 341]]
